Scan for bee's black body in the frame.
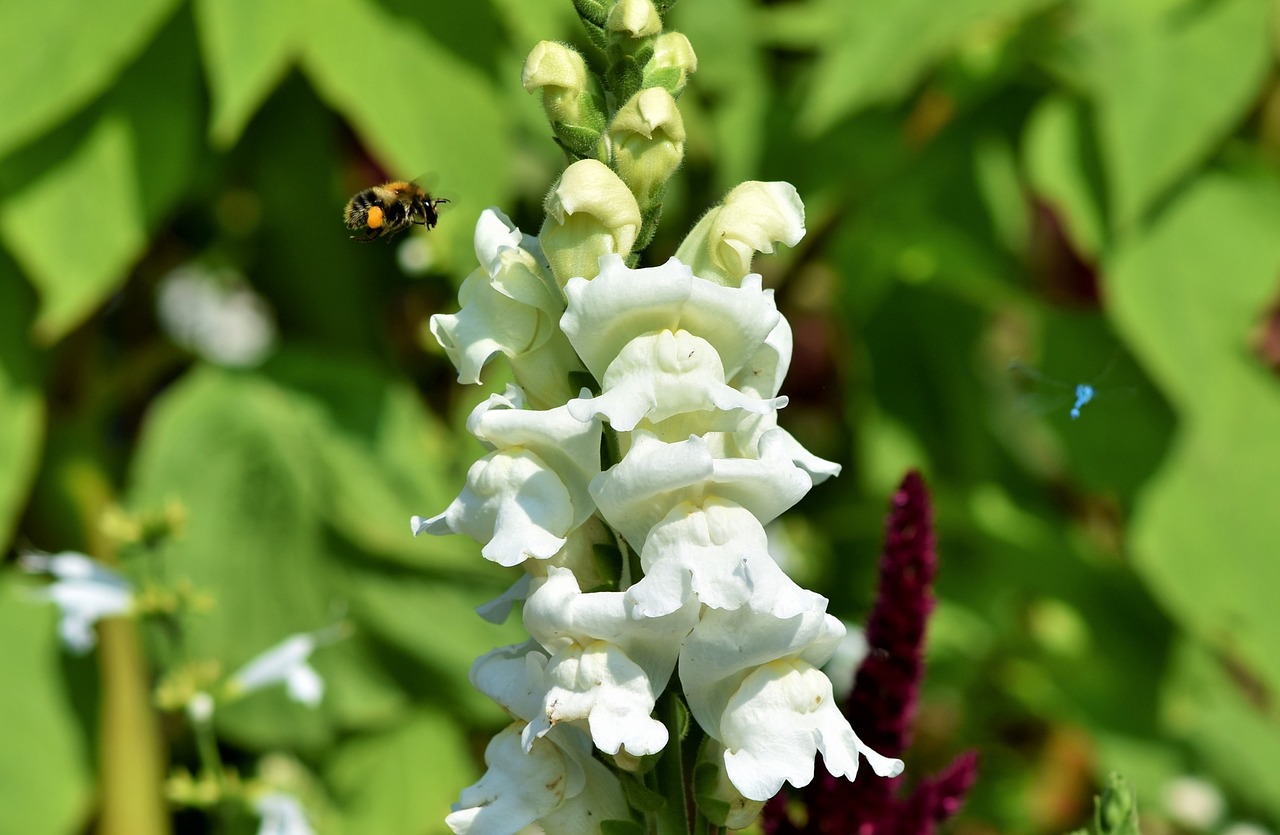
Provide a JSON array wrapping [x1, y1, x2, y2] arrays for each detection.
[[343, 181, 447, 242]]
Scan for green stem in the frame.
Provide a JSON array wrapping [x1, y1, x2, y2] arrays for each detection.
[[652, 694, 693, 835]]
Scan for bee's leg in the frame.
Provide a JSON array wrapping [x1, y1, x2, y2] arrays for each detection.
[[349, 228, 379, 242]]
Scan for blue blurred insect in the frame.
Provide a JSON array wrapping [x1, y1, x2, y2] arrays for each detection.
[[1008, 358, 1127, 421]]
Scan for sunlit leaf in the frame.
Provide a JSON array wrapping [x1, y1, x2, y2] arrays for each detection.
[[0, 0, 178, 158], [0, 577, 94, 835], [1110, 172, 1280, 706], [194, 0, 301, 147], [0, 265, 43, 548], [795, 0, 1054, 133], [1073, 0, 1271, 229], [326, 710, 476, 835]]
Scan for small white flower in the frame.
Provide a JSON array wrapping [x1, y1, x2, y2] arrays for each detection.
[[227, 629, 339, 707], [675, 182, 806, 286], [254, 792, 315, 835], [625, 497, 824, 619], [521, 567, 699, 757], [21, 551, 133, 653], [446, 723, 629, 835], [679, 604, 902, 801]]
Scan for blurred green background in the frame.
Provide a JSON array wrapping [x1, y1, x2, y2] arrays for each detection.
[[2, 0, 1280, 833]]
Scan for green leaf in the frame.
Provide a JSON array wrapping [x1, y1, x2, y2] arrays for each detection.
[[792, 0, 1054, 133], [1162, 639, 1280, 819], [194, 0, 301, 147], [1023, 94, 1108, 258], [0, 263, 44, 548], [0, 116, 146, 343], [326, 710, 476, 835], [128, 367, 337, 749], [0, 0, 178, 158], [1109, 171, 1280, 715], [300, 0, 510, 263], [0, 12, 203, 344], [1074, 0, 1272, 229], [0, 577, 95, 835]]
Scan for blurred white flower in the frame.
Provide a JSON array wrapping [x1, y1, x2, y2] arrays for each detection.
[[20, 551, 133, 653], [1163, 775, 1225, 831], [254, 792, 315, 835], [156, 264, 275, 367], [226, 627, 342, 707]]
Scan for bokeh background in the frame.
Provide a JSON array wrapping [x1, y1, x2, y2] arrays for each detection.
[[2, 0, 1279, 833]]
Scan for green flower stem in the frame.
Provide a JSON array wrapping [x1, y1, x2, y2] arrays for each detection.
[[653, 693, 693, 835]]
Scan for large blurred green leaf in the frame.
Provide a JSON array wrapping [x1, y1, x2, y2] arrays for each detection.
[[1110, 172, 1280, 706], [791, 0, 1054, 133], [301, 0, 510, 261], [1072, 0, 1271, 230], [194, 0, 301, 147], [0, 116, 146, 343], [0, 577, 94, 835], [326, 710, 476, 835], [0, 0, 178, 158], [0, 264, 43, 548], [1023, 94, 1107, 258], [1162, 639, 1280, 819], [128, 357, 498, 747], [0, 11, 203, 343]]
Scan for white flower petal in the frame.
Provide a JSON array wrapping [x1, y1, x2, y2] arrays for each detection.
[[728, 314, 792, 400], [522, 568, 697, 756], [475, 573, 533, 624], [447, 724, 580, 835], [719, 660, 902, 801], [468, 391, 601, 529], [627, 498, 824, 619], [255, 792, 315, 835], [560, 255, 780, 382], [25, 555, 134, 654], [568, 329, 785, 431], [678, 603, 842, 744], [430, 268, 544, 385], [417, 450, 572, 567], [470, 641, 551, 722], [590, 432, 715, 550]]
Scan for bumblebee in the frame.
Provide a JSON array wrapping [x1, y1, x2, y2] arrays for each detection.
[[343, 181, 448, 242]]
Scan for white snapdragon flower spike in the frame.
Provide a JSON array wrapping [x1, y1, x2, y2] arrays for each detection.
[[254, 792, 315, 835], [21, 551, 134, 653], [425, 173, 899, 828], [679, 605, 904, 801], [228, 629, 337, 707], [522, 567, 699, 757]]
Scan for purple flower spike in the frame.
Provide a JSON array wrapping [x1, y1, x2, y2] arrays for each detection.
[[763, 471, 979, 835]]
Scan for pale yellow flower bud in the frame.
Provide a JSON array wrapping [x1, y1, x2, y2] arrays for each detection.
[[648, 32, 697, 96], [675, 182, 806, 286], [609, 87, 686, 207], [540, 160, 642, 285], [607, 0, 662, 38]]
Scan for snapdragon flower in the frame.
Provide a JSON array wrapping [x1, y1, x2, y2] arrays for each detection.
[[20, 551, 134, 653], [254, 792, 315, 835], [225, 626, 342, 707], [414, 7, 900, 830]]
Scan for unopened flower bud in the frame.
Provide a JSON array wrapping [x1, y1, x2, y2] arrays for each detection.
[[675, 181, 806, 286], [523, 41, 606, 158], [607, 0, 662, 38], [609, 87, 685, 208], [540, 160, 641, 284], [647, 32, 697, 97]]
